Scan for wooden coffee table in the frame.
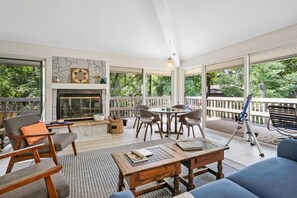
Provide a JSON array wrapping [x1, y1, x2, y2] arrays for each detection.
[[112, 144, 186, 197], [164, 138, 229, 191]]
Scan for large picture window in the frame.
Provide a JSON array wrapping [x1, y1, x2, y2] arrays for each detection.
[[0, 58, 43, 116]]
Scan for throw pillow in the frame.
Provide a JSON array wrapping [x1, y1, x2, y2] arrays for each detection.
[[20, 121, 49, 145]]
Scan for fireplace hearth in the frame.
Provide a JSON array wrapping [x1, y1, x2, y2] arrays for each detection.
[[57, 89, 102, 121]]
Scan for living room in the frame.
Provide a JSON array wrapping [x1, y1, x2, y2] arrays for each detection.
[[1, 1, 297, 198]]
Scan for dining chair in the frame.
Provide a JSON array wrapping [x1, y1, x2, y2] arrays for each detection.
[[2, 113, 77, 174], [132, 105, 149, 130], [177, 109, 205, 140], [136, 109, 163, 141], [170, 104, 188, 130]]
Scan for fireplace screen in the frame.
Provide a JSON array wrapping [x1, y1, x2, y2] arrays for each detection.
[[57, 89, 102, 121]]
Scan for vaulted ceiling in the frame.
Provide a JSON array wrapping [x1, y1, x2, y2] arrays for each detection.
[[1, 0, 297, 67]]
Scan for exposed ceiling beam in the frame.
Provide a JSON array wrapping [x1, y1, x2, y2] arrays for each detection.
[[152, 0, 181, 67]]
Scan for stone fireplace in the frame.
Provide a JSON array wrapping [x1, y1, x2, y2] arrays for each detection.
[[57, 89, 103, 121], [51, 56, 107, 121], [50, 56, 110, 142]]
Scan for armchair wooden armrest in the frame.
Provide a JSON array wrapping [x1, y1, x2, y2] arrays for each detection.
[[22, 132, 56, 138], [7, 133, 57, 162], [0, 143, 45, 160], [7, 132, 56, 140], [0, 164, 62, 197]]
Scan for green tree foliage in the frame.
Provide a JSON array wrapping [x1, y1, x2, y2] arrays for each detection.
[[250, 58, 297, 98], [207, 67, 244, 97], [204, 57, 297, 98], [0, 64, 40, 97], [146, 75, 171, 96], [110, 73, 171, 97], [110, 73, 142, 96], [185, 75, 201, 96]]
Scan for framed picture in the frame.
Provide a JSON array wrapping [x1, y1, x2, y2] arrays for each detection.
[[71, 68, 89, 84]]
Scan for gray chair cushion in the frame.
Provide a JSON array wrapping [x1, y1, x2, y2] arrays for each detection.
[[17, 133, 78, 156], [33, 133, 77, 152], [0, 161, 69, 198]]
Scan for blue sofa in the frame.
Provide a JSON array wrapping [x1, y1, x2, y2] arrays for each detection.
[[109, 139, 297, 198]]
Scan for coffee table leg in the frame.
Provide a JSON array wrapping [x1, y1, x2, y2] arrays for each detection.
[[173, 174, 180, 195], [188, 168, 195, 191], [216, 160, 224, 179], [117, 172, 124, 191]]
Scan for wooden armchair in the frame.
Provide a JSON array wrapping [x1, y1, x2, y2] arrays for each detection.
[[0, 144, 69, 198], [3, 114, 77, 174]]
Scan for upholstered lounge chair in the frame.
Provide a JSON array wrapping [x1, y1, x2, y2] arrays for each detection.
[[0, 144, 69, 198], [3, 114, 77, 173]]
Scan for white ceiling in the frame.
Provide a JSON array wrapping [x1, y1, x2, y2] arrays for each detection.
[[1, 0, 297, 65]]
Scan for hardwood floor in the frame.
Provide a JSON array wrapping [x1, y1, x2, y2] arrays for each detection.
[[0, 119, 277, 176]]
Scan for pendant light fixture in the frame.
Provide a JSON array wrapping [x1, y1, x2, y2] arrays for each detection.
[[166, 40, 175, 68]]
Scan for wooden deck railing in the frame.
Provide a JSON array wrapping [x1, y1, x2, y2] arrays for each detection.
[[0, 98, 41, 115], [2, 96, 296, 125], [109, 96, 171, 117], [185, 96, 297, 124]]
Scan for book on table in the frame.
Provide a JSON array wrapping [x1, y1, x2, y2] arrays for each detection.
[[126, 152, 149, 164], [176, 139, 204, 151], [131, 148, 153, 158]]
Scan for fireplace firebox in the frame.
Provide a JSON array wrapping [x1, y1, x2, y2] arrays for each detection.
[[57, 89, 102, 121]]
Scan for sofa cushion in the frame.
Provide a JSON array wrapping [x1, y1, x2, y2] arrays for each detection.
[[277, 139, 297, 162], [189, 178, 259, 198], [109, 190, 134, 198], [227, 157, 297, 198]]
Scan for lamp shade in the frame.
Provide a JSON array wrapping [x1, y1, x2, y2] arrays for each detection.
[[166, 57, 175, 68]]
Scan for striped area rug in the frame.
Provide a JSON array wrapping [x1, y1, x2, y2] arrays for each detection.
[[58, 139, 240, 198]]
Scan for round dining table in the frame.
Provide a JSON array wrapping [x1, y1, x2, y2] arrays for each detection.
[[150, 107, 191, 137]]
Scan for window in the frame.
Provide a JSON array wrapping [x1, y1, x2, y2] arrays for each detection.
[[0, 58, 43, 116], [250, 46, 297, 98], [109, 67, 142, 97], [145, 74, 171, 97]]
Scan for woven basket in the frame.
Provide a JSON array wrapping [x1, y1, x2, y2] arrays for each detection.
[[109, 117, 124, 133]]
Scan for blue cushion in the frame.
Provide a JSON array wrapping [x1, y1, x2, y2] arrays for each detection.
[[190, 179, 259, 198], [227, 157, 297, 198], [109, 190, 134, 198], [277, 139, 297, 162]]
